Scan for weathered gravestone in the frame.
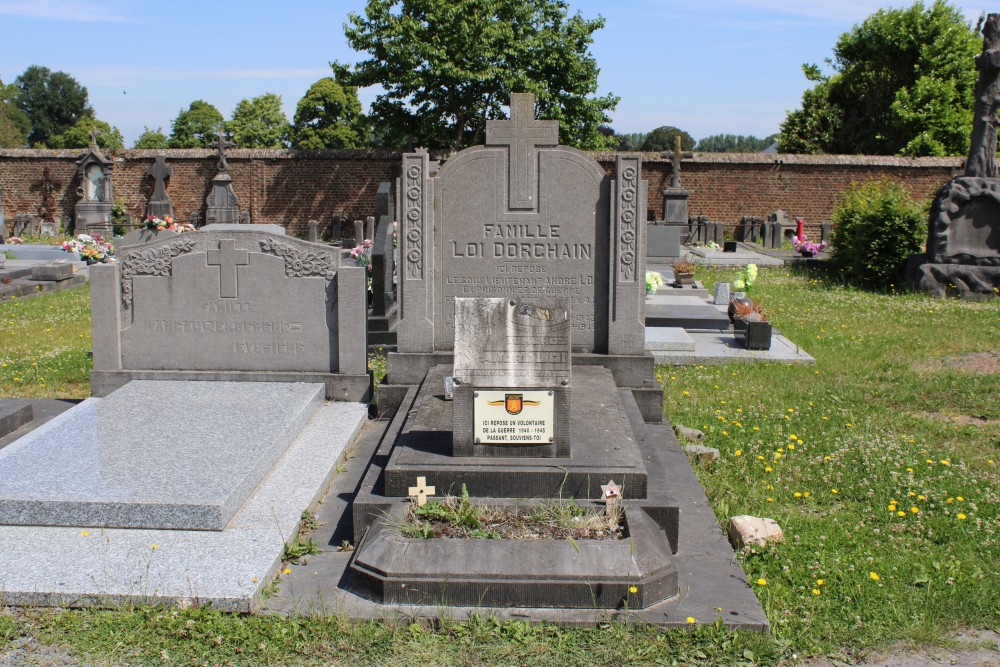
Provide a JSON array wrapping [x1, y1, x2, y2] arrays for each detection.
[[145, 155, 174, 219], [908, 13, 1000, 299], [75, 129, 114, 232], [90, 228, 369, 399]]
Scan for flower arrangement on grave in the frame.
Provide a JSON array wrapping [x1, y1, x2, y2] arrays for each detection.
[[792, 232, 828, 257], [730, 298, 772, 350], [351, 238, 374, 271], [7, 237, 24, 245], [645, 270, 665, 295], [730, 298, 767, 322], [62, 232, 115, 264], [732, 263, 758, 293], [145, 214, 174, 230]]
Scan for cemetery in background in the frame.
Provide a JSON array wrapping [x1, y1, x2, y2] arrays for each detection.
[[0, 148, 959, 236]]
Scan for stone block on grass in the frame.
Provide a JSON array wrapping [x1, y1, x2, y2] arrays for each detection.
[[728, 515, 784, 549]]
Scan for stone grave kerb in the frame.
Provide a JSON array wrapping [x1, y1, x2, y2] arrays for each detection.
[[89, 229, 370, 400], [392, 93, 647, 381]]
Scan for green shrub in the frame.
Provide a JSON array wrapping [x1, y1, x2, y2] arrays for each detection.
[[830, 179, 926, 289]]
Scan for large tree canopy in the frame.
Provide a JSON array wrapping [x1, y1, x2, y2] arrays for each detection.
[[133, 126, 170, 149], [12, 66, 91, 147], [0, 77, 29, 148], [47, 114, 124, 151], [229, 93, 290, 148], [779, 1, 980, 156], [344, 0, 618, 150], [291, 76, 366, 149], [640, 126, 695, 152], [169, 100, 225, 148]]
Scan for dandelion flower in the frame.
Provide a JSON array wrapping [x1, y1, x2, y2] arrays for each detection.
[[283, 568, 291, 575], [957, 496, 964, 502], [816, 579, 825, 586], [911, 506, 919, 514], [788, 444, 795, 450], [794, 492, 802, 498], [757, 578, 767, 586], [812, 589, 821, 595], [629, 585, 638, 594], [686, 616, 696, 624], [765, 466, 773, 472], [831, 489, 839, 494], [734, 450, 743, 456], [81, 531, 90, 537], [897, 511, 906, 517], [888, 505, 897, 512], [803, 492, 811, 498], [957, 513, 967, 520], [869, 572, 880, 581]]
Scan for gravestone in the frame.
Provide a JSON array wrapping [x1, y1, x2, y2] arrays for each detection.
[[0, 186, 5, 239], [204, 133, 242, 225], [660, 135, 692, 223], [371, 182, 396, 319], [451, 297, 571, 457], [75, 128, 114, 231], [145, 156, 174, 219], [113, 227, 180, 251], [307, 220, 319, 243], [764, 210, 793, 249], [35, 168, 62, 227], [90, 228, 369, 399], [908, 13, 1000, 299]]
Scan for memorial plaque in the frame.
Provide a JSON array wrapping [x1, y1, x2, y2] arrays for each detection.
[[474, 390, 554, 444], [453, 297, 571, 388]]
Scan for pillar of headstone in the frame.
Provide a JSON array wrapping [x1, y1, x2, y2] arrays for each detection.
[[365, 216, 375, 241], [353, 220, 364, 246], [145, 156, 174, 219], [308, 220, 319, 243], [371, 215, 394, 317]]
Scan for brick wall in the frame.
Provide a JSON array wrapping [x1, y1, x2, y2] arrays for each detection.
[[0, 149, 963, 237]]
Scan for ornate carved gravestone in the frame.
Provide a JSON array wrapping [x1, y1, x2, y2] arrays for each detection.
[[145, 155, 174, 219], [89, 229, 369, 399], [908, 14, 1000, 299], [204, 133, 242, 226], [75, 128, 114, 232]]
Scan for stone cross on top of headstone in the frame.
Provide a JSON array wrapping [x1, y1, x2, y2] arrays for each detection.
[[211, 132, 235, 173], [207, 239, 249, 298], [88, 126, 99, 149], [146, 156, 172, 202], [485, 92, 559, 211], [662, 135, 694, 189]]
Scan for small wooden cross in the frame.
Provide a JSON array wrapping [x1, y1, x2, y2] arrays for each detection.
[[601, 480, 621, 499], [408, 476, 436, 506], [662, 135, 694, 188]]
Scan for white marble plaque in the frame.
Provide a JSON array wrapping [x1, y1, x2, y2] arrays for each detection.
[[474, 390, 554, 444]]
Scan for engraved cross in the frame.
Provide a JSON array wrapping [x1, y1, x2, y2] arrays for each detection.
[[207, 239, 249, 298], [486, 93, 559, 211], [408, 476, 436, 506]]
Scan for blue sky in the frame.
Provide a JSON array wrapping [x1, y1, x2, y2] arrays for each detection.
[[0, 0, 988, 146]]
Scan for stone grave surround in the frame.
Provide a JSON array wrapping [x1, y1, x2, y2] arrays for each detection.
[[341, 95, 764, 622], [89, 228, 370, 401]]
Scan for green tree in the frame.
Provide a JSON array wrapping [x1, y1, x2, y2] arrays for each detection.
[[0, 77, 29, 147], [291, 76, 366, 149], [640, 126, 695, 152], [778, 1, 980, 155], [169, 100, 225, 148], [12, 65, 91, 146], [133, 126, 170, 149], [344, 0, 618, 150], [618, 132, 647, 151], [696, 133, 777, 153], [48, 114, 124, 151], [228, 93, 290, 148]]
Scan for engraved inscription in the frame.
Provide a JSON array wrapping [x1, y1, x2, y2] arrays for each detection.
[[474, 390, 554, 444]]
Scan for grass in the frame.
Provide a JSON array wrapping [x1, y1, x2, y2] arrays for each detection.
[[0, 286, 92, 398], [0, 268, 997, 665]]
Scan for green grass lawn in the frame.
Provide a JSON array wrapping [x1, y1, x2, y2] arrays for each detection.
[[0, 272, 997, 666]]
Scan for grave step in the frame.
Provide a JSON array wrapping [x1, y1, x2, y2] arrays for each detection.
[[0, 380, 324, 530], [645, 327, 696, 352]]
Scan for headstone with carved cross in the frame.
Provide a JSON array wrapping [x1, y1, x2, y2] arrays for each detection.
[[204, 133, 242, 225], [88, 228, 370, 400], [146, 156, 174, 219]]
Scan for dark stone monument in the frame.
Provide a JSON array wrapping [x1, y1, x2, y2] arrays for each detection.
[[908, 14, 1000, 299], [204, 133, 242, 226], [75, 128, 114, 232], [763, 209, 793, 249], [343, 94, 764, 623], [145, 156, 174, 219], [36, 168, 63, 232], [660, 135, 692, 224]]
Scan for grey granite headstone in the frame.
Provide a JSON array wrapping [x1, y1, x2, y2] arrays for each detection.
[[366, 216, 375, 242], [395, 93, 646, 355], [145, 156, 174, 219], [307, 220, 319, 243], [646, 223, 681, 260], [353, 220, 364, 246], [113, 227, 180, 252], [451, 297, 571, 457], [89, 229, 368, 400], [75, 129, 114, 230], [661, 188, 689, 224]]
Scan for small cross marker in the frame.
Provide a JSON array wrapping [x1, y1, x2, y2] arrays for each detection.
[[408, 476, 436, 506], [601, 480, 621, 499], [207, 239, 249, 298]]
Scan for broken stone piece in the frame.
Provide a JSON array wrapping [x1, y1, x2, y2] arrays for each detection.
[[727, 515, 784, 549], [674, 425, 705, 442], [683, 444, 719, 463]]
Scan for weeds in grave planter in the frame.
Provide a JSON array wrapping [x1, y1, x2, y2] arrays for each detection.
[[397, 484, 624, 540], [282, 536, 320, 564]]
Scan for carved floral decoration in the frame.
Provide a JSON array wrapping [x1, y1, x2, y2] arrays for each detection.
[[119, 238, 197, 309], [259, 238, 337, 278]]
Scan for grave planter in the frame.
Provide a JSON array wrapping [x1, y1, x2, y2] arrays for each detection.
[[674, 271, 694, 285], [727, 294, 754, 322], [733, 318, 772, 350]]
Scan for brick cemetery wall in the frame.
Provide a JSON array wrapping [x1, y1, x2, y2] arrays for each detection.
[[0, 149, 961, 237]]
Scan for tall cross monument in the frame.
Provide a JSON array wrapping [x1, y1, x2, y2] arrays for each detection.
[[485, 93, 559, 211]]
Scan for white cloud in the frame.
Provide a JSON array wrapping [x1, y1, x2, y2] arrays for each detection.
[[0, 0, 134, 23]]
